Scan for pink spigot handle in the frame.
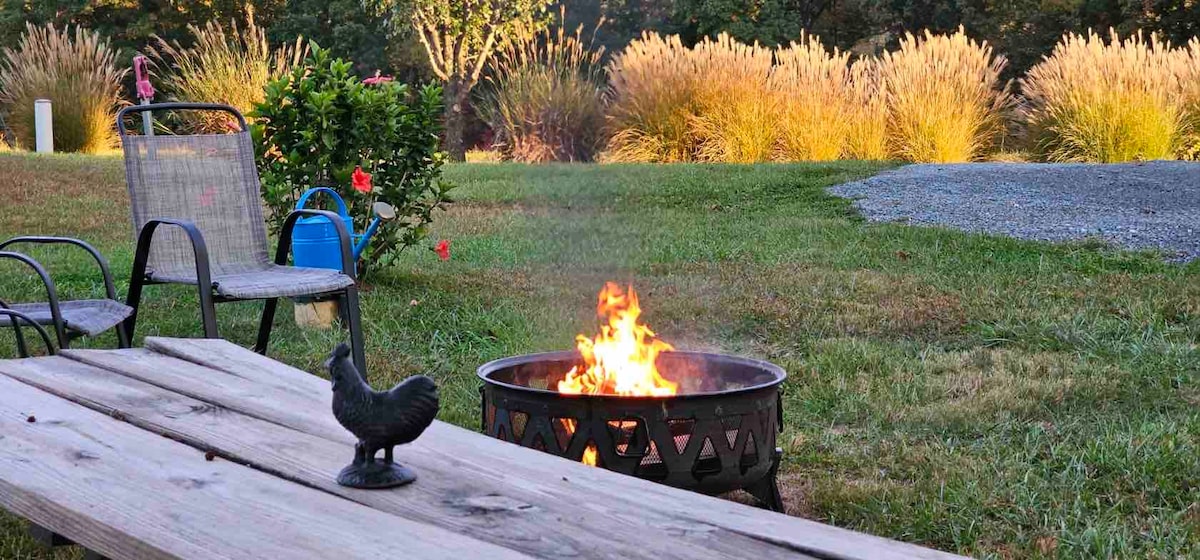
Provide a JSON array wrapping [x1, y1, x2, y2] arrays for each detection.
[[133, 55, 154, 100]]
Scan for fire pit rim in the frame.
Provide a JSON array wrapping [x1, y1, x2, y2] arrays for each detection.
[[476, 350, 787, 400]]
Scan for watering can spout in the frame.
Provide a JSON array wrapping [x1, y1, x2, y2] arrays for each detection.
[[353, 202, 397, 261]]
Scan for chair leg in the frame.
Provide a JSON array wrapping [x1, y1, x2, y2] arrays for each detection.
[[123, 253, 149, 341], [115, 322, 131, 349], [342, 286, 367, 379], [197, 284, 219, 339], [254, 298, 278, 355]]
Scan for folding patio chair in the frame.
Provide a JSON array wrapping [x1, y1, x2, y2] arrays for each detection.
[[0, 236, 131, 352], [117, 102, 366, 375]]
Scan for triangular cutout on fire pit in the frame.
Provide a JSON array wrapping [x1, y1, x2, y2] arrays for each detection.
[[740, 431, 759, 474], [721, 415, 742, 449], [531, 432, 548, 451], [691, 437, 722, 481], [666, 418, 695, 455], [511, 411, 529, 441], [550, 417, 577, 451]]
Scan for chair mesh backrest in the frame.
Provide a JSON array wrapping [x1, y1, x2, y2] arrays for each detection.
[[121, 131, 271, 280]]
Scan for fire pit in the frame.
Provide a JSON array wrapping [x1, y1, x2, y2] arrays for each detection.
[[477, 284, 786, 511]]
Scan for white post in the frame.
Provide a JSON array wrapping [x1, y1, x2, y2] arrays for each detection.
[[34, 99, 52, 153]]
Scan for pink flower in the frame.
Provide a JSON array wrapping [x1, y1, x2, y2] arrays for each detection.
[[351, 166, 372, 193], [434, 239, 450, 261], [363, 71, 394, 86]]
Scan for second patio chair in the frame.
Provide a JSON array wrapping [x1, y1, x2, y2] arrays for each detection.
[[117, 103, 367, 375]]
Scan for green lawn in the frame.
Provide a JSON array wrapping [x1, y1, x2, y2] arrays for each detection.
[[1, 153, 1197, 559]]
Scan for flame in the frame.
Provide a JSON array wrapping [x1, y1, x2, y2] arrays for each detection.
[[558, 283, 678, 397], [558, 283, 677, 466]]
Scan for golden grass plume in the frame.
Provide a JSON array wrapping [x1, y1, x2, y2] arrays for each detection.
[[770, 34, 852, 161], [880, 28, 1012, 163], [690, 33, 776, 163], [604, 33, 701, 162], [0, 23, 126, 153], [1021, 30, 1185, 162]]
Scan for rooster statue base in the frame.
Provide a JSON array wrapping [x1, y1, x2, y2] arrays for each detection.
[[326, 343, 440, 489]]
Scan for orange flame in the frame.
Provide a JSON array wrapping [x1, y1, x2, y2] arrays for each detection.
[[558, 283, 677, 466]]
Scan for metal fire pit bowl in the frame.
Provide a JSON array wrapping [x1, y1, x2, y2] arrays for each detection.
[[477, 351, 786, 511]]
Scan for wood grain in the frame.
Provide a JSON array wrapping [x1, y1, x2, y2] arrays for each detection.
[[0, 371, 530, 560], [2, 354, 813, 559], [92, 338, 965, 560]]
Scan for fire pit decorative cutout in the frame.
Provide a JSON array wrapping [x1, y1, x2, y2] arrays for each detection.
[[478, 284, 786, 511]]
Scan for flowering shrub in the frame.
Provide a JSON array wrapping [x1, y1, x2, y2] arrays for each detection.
[[254, 44, 452, 273]]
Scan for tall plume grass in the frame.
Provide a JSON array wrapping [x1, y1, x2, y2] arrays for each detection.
[[148, 10, 303, 132], [1176, 38, 1200, 160], [480, 11, 606, 162], [690, 34, 776, 163], [0, 23, 125, 153], [1022, 30, 1185, 162], [844, 58, 889, 160], [770, 34, 851, 161], [605, 33, 700, 162], [880, 28, 1012, 163]]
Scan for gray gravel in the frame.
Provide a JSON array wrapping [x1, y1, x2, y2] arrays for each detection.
[[828, 162, 1200, 261]]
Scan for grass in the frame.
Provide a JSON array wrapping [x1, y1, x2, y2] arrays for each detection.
[[1, 153, 1198, 559]]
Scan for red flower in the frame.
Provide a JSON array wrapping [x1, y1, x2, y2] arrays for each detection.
[[351, 166, 372, 193], [434, 239, 450, 261], [363, 71, 394, 86]]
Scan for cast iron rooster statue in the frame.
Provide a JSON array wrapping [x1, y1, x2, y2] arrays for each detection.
[[326, 343, 439, 488]]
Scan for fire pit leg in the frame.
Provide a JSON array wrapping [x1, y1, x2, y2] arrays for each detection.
[[746, 447, 784, 512]]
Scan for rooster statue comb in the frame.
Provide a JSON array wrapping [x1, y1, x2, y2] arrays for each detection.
[[326, 342, 439, 488]]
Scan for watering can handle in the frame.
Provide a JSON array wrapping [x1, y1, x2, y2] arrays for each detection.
[[295, 187, 350, 219]]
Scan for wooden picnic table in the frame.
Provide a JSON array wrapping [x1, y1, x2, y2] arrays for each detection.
[[0, 337, 966, 560]]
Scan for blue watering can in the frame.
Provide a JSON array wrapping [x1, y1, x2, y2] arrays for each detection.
[[291, 187, 396, 270]]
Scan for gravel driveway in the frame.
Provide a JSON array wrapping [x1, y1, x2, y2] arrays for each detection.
[[828, 162, 1200, 261]]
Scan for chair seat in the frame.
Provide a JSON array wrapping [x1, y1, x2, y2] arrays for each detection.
[[0, 299, 133, 336], [203, 265, 355, 300]]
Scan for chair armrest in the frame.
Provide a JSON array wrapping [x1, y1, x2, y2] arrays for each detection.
[[0, 251, 67, 347], [0, 236, 119, 301], [0, 307, 57, 356], [133, 218, 213, 288], [278, 209, 356, 279]]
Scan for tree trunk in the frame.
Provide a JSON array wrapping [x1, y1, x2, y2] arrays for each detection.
[[442, 80, 470, 162]]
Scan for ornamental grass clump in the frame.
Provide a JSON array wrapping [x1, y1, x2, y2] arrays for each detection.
[[480, 13, 606, 162], [148, 12, 304, 132], [689, 33, 776, 163], [879, 28, 1012, 163], [770, 34, 852, 161], [844, 58, 889, 160], [1022, 30, 1185, 163], [0, 23, 125, 153], [1177, 39, 1200, 160], [605, 33, 701, 162]]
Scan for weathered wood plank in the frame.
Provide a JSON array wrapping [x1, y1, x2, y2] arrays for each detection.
[[0, 354, 811, 560], [0, 372, 530, 560], [77, 339, 968, 560]]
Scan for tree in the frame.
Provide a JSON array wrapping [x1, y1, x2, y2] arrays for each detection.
[[408, 0, 552, 160], [269, 0, 392, 76]]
